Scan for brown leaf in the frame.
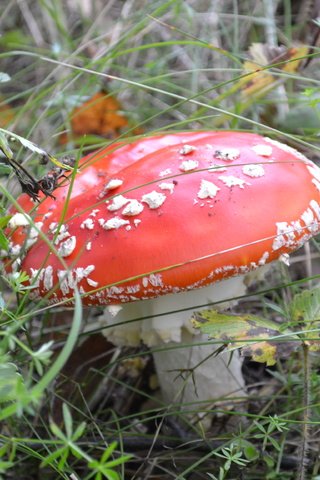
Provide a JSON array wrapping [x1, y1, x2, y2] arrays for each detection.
[[60, 90, 130, 144], [0, 96, 14, 127]]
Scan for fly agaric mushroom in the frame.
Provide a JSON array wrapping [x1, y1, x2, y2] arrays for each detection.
[[4, 131, 320, 411]]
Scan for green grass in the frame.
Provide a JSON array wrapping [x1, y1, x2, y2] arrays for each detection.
[[1, 0, 320, 479]]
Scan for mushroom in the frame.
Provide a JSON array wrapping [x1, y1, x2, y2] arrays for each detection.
[[4, 131, 320, 415]]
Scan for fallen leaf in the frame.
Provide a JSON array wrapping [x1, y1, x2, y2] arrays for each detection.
[[0, 96, 14, 128], [192, 310, 299, 366], [60, 90, 130, 144], [239, 43, 309, 98]]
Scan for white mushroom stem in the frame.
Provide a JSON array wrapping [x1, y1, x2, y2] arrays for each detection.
[[99, 272, 268, 411]]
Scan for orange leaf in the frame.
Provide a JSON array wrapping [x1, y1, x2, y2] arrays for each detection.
[[0, 96, 14, 128], [60, 90, 129, 144]]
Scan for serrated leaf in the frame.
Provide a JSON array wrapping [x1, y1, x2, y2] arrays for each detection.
[[290, 287, 320, 323], [290, 287, 320, 350], [192, 310, 299, 366], [0, 363, 22, 402]]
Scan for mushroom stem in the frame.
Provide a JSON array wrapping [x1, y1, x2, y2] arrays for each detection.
[[99, 275, 251, 411]]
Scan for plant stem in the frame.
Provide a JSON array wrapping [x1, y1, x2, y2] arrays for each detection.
[[296, 342, 310, 480]]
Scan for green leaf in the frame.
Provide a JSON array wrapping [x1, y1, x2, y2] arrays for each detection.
[[192, 310, 298, 366], [62, 403, 73, 439], [290, 286, 320, 323], [0, 230, 8, 250], [0, 363, 23, 402], [50, 422, 66, 441], [0, 132, 13, 159], [0, 163, 11, 175], [73, 422, 86, 442], [0, 216, 11, 229], [290, 287, 320, 350]]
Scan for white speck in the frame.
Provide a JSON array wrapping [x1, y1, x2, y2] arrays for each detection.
[[86, 242, 92, 251], [43, 212, 52, 220], [279, 253, 290, 266], [106, 305, 123, 317], [158, 182, 176, 194], [57, 270, 70, 295], [107, 195, 130, 211], [150, 273, 164, 287], [141, 191, 166, 209], [312, 179, 320, 191], [30, 268, 44, 288], [74, 268, 86, 283], [8, 213, 31, 228], [214, 148, 240, 161], [109, 286, 124, 295], [98, 179, 124, 198], [301, 208, 318, 233], [125, 225, 132, 231], [105, 178, 123, 190], [218, 175, 246, 188], [90, 209, 100, 217], [122, 199, 144, 216], [242, 164, 265, 178], [272, 222, 296, 250], [98, 218, 105, 226], [258, 251, 269, 266], [179, 159, 199, 172], [251, 144, 273, 157], [57, 265, 97, 295], [58, 236, 76, 257], [264, 137, 310, 162], [142, 273, 164, 288], [197, 179, 220, 199], [80, 218, 95, 230], [126, 285, 140, 294], [25, 222, 44, 249], [9, 243, 21, 257], [43, 266, 53, 290], [310, 200, 320, 220], [133, 219, 141, 227], [307, 165, 320, 182], [179, 144, 196, 155], [102, 217, 130, 230], [159, 168, 172, 177], [307, 165, 320, 192], [34, 221, 43, 231], [84, 265, 95, 276], [49, 222, 57, 232], [11, 258, 21, 273], [53, 225, 70, 245], [86, 278, 99, 287]]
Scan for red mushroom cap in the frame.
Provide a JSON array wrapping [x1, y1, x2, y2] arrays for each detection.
[[5, 131, 320, 306]]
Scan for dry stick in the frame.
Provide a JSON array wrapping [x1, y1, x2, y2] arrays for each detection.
[[297, 342, 311, 480]]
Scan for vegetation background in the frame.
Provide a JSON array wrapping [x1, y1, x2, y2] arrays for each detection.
[[1, 0, 320, 479]]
